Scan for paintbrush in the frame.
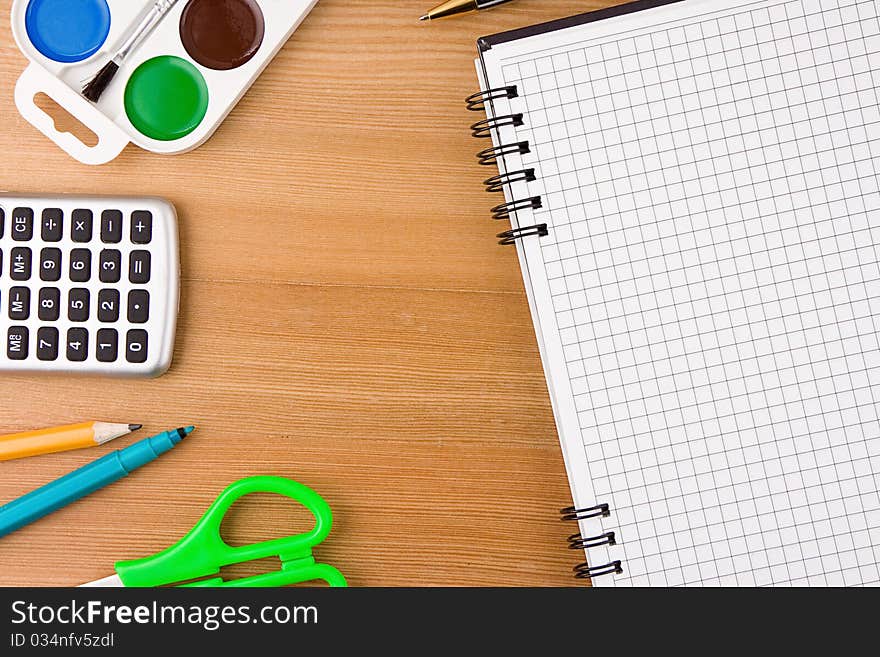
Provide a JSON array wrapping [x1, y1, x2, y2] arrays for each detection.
[[83, 0, 181, 103]]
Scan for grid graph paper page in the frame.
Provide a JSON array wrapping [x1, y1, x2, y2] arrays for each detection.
[[482, 0, 880, 586]]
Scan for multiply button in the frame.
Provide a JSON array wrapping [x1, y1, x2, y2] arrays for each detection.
[[11, 208, 33, 242], [41, 209, 63, 242], [71, 209, 93, 243]]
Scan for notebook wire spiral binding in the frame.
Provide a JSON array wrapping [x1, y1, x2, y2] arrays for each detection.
[[561, 506, 624, 581], [466, 86, 548, 245], [467, 87, 621, 581]]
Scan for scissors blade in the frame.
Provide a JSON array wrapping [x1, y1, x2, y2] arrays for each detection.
[[80, 573, 125, 588]]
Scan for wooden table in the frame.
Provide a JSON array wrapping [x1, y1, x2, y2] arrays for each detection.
[[0, 0, 613, 587]]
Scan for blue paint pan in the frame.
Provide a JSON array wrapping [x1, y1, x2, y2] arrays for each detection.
[[25, 0, 111, 63]]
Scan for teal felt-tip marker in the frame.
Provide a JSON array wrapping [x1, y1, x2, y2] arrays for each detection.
[[0, 426, 194, 539]]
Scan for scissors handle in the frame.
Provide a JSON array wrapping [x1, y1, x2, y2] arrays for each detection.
[[115, 476, 347, 587]]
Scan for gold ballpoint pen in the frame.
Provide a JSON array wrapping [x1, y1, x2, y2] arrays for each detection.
[[420, 0, 517, 21]]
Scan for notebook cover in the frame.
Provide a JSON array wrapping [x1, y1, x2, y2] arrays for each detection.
[[478, 0, 685, 52]]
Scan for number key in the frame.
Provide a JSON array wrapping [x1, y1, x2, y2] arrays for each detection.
[[99, 249, 121, 283], [41, 209, 63, 242], [37, 327, 59, 361], [96, 329, 118, 363], [126, 330, 148, 363], [98, 289, 120, 323], [68, 288, 90, 322], [69, 249, 91, 283], [38, 288, 60, 322], [66, 328, 88, 362], [40, 247, 62, 282]]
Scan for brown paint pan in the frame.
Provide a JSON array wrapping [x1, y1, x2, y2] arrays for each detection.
[[180, 0, 265, 71]]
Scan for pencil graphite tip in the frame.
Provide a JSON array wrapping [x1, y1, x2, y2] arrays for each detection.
[[419, 14, 430, 21], [128, 424, 143, 432]]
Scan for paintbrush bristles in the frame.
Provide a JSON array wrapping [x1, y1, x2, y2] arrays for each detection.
[[82, 60, 120, 103]]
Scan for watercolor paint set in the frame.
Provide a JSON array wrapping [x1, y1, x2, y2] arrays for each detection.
[[11, 0, 318, 165]]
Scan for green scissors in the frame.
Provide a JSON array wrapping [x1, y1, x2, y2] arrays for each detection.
[[81, 476, 347, 588]]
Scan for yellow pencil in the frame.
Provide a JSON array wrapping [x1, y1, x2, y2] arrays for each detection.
[[0, 422, 142, 462]]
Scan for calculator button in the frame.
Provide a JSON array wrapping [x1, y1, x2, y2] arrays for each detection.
[[40, 247, 62, 282], [99, 249, 122, 283], [66, 328, 88, 362], [68, 288, 90, 322], [0, 249, 3, 276], [69, 249, 92, 283], [37, 287, 61, 322], [10, 247, 31, 281], [101, 210, 123, 243], [7, 327, 28, 360], [0, 208, 4, 237], [11, 208, 34, 241], [131, 211, 153, 244], [38, 288, 61, 322], [37, 327, 59, 362], [127, 290, 150, 324], [96, 329, 118, 363], [41, 209, 63, 242], [129, 251, 151, 284], [98, 289, 120, 323], [126, 330, 148, 363], [8, 287, 29, 321], [71, 209, 93, 242]]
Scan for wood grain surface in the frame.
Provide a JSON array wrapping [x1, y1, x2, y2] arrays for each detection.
[[0, 0, 617, 587]]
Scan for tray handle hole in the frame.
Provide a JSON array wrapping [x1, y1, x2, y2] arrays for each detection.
[[35, 93, 99, 148]]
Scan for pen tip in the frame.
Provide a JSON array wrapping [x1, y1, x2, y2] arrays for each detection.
[[128, 424, 143, 432], [419, 14, 429, 21]]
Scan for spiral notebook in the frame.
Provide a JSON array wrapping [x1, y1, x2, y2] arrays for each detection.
[[469, 0, 880, 586]]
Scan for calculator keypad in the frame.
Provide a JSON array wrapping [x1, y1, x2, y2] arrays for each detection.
[[0, 197, 178, 376]]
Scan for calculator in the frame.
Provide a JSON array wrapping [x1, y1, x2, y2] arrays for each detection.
[[0, 195, 179, 377]]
